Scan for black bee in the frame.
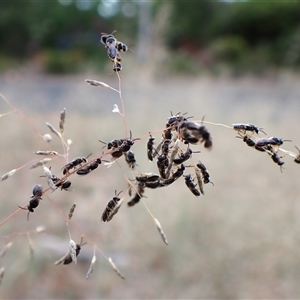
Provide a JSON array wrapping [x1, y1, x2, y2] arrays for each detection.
[[162, 164, 185, 187], [294, 146, 300, 164], [76, 158, 102, 175], [116, 41, 128, 52], [125, 150, 137, 169], [161, 139, 172, 156], [128, 182, 145, 207], [242, 135, 256, 147], [50, 174, 72, 191], [102, 190, 123, 222], [233, 123, 265, 135], [113, 61, 122, 72], [145, 180, 164, 189], [103, 139, 122, 150], [256, 137, 285, 148], [136, 173, 160, 183], [184, 174, 200, 197], [55, 238, 86, 265], [147, 134, 155, 161], [19, 185, 43, 220], [173, 148, 193, 164], [62, 157, 88, 175], [157, 154, 169, 179], [196, 162, 214, 185], [31, 184, 43, 198], [171, 164, 185, 181], [198, 119, 212, 149], [270, 153, 284, 172]]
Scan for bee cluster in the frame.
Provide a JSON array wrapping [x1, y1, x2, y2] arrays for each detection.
[[233, 123, 300, 171], [100, 31, 129, 72], [127, 113, 214, 207]]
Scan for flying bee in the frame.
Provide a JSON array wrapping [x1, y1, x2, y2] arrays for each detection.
[[198, 117, 212, 149], [125, 150, 137, 169], [55, 237, 86, 265], [294, 146, 300, 164], [184, 174, 200, 197], [233, 123, 266, 135], [102, 190, 123, 222], [196, 162, 214, 185], [128, 182, 145, 207], [76, 158, 102, 175], [147, 134, 155, 161]]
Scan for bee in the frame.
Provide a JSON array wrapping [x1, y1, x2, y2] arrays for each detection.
[[242, 135, 256, 147], [50, 175, 72, 191], [113, 61, 122, 72], [116, 41, 128, 52], [198, 117, 212, 149], [157, 154, 169, 179], [163, 163, 185, 187], [19, 185, 43, 220], [136, 173, 160, 183], [62, 157, 88, 175], [125, 150, 137, 169], [178, 122, 201, 144], [161, 139, 172, 156], [128, 182, 145, 207], [196, 162, 214, 185], [256, 137, 287, 148], [55, 237, 86, 265], [233, 123, 266, 135], [184, 174, 200, 197], [31, 184, 43, 198], [270, 153, 284, 172], [76, 158, 102, 175], [294, 146, 300, 164], [171, 163, 185, 180], [173, 148, 193, 165], [147, 134, 155, 161], [145, 180, 164, 189], [102, 190, 123, 222]]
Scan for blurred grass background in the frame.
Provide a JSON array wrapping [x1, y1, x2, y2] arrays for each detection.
[[1, 0, 300, 299]]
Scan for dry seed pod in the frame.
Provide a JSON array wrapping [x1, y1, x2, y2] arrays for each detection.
[[29, 158, 52, 169], [59, 108, 66, 134], [85, 79, 110, 88], [86, 255, 96, 280], [1, 169, 16, 181], [45, 122, 61, 138], [34, 150, 58, 156], [0, 267, 4, 286], [108, 257, 125, 280], [154, 218, 168, 245], [54, 238, 86, 265], [68, 204, 76, 220]]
